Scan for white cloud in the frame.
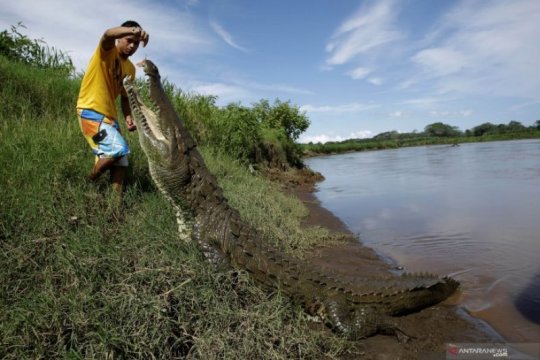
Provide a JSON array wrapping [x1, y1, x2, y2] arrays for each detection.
[[412, 47, 467, 77], [209, 20, 248, 52], [401, 97, 453, 107], [186, 82, 251, 105], [325, 0, 402, 66], [348, 66, 372, 80], [299, 130, 374, 144], [398, 80, 414, 90], [300, 102, 377, 114], [411, 0, 540, 100], [0, 0, 305, 112], [368, 77, 383, 86], [349, 130, 374, 139], [234, 80, 312, 96], [429, 110, 472, 118], [186, 78, 312, 105], [509, 100, 540, 112], [299, 134, 339, 144], [324, 0, 540, 105], [388, 111, 404, 118]]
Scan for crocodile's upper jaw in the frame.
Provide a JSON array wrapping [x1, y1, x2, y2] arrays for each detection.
[[122, 60, 180, 168]]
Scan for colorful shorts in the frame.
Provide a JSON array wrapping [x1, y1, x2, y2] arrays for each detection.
[[77, 109, 129, 166]]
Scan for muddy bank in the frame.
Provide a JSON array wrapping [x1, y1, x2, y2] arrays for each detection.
[[288, 175, 502, 359]]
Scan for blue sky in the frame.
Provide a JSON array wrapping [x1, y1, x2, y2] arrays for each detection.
[[2, 0, 540, 143]]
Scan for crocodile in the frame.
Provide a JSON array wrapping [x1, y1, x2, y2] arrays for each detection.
[[122, 59, 459, 340]]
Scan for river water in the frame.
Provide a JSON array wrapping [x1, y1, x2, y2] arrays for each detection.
[[305, 139, 540, 342]]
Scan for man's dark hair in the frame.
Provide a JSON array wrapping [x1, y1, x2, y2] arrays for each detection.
[[121, 20, 141, 28]]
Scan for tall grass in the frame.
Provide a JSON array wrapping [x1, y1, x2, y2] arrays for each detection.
[[0, 57, 354, 358], [0, 58, 79, 122], [0, 23, 74, 75]]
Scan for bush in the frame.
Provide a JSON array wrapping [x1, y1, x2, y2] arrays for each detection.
[[252, 99, 310, 141], [209, 103, 262, 162], [0, 23, 74, 75]]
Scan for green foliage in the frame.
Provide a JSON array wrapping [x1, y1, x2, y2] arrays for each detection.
[[209, 103, 262, 162], [161, 80, 219, 145], [0, 23, 74, 75], [252, 99, 310, 141], [506, 120, 526, 132], [166, 88, 308, 167], [472, 122, 498, 136], [424, 122, 462, 137], [260, 127, 304, 168], [133, 77, 308, 168], [470, 121, 529, 137], [374, 130, 400, 140], [0, 56, 79, 119]]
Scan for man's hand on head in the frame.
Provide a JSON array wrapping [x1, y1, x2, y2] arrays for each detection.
[[131, 26, 149, 47]]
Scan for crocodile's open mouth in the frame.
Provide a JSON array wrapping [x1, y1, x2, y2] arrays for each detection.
[[123, 68, 169, 158]]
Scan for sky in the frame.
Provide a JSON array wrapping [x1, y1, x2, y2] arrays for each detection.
[[2, 0, 540, 143]]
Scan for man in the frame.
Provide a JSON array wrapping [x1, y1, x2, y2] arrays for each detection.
[[76, 21, 149, 196]]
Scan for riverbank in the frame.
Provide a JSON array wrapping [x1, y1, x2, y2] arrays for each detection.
[[285, 170, 501, 359]]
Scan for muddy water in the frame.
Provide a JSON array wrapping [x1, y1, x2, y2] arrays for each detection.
[[306, 140, 540, 342]]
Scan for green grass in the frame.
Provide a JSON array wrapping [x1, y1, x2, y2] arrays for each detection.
[[202, 149, 341, 257], [0, 57, 354, 358]]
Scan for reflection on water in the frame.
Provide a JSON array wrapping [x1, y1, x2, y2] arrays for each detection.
[[306, 140, 540, 342]]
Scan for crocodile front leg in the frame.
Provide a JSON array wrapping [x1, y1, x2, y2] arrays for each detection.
[[192, 222, 230, 268]]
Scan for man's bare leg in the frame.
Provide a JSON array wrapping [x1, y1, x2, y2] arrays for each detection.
[[110, 166, 126, 195], [109, 165, 127, 212], [89, 157, 118, 181]]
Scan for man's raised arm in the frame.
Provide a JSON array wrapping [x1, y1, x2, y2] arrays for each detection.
[[101, 26, 149, 51]]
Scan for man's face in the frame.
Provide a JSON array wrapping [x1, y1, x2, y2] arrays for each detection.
[[117, 35, 140, 58]]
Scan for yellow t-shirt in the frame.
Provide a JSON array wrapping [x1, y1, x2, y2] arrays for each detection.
[[76, 43, 135, 120]]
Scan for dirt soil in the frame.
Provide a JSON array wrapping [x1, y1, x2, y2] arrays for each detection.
[[280, 169, 503, 360]]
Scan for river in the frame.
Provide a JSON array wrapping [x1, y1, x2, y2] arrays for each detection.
[[305, 139, 540, 342]]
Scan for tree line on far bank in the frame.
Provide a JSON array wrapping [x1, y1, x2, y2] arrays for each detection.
[[423, 120, 539, 137], [301, 120, 540, 155]]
